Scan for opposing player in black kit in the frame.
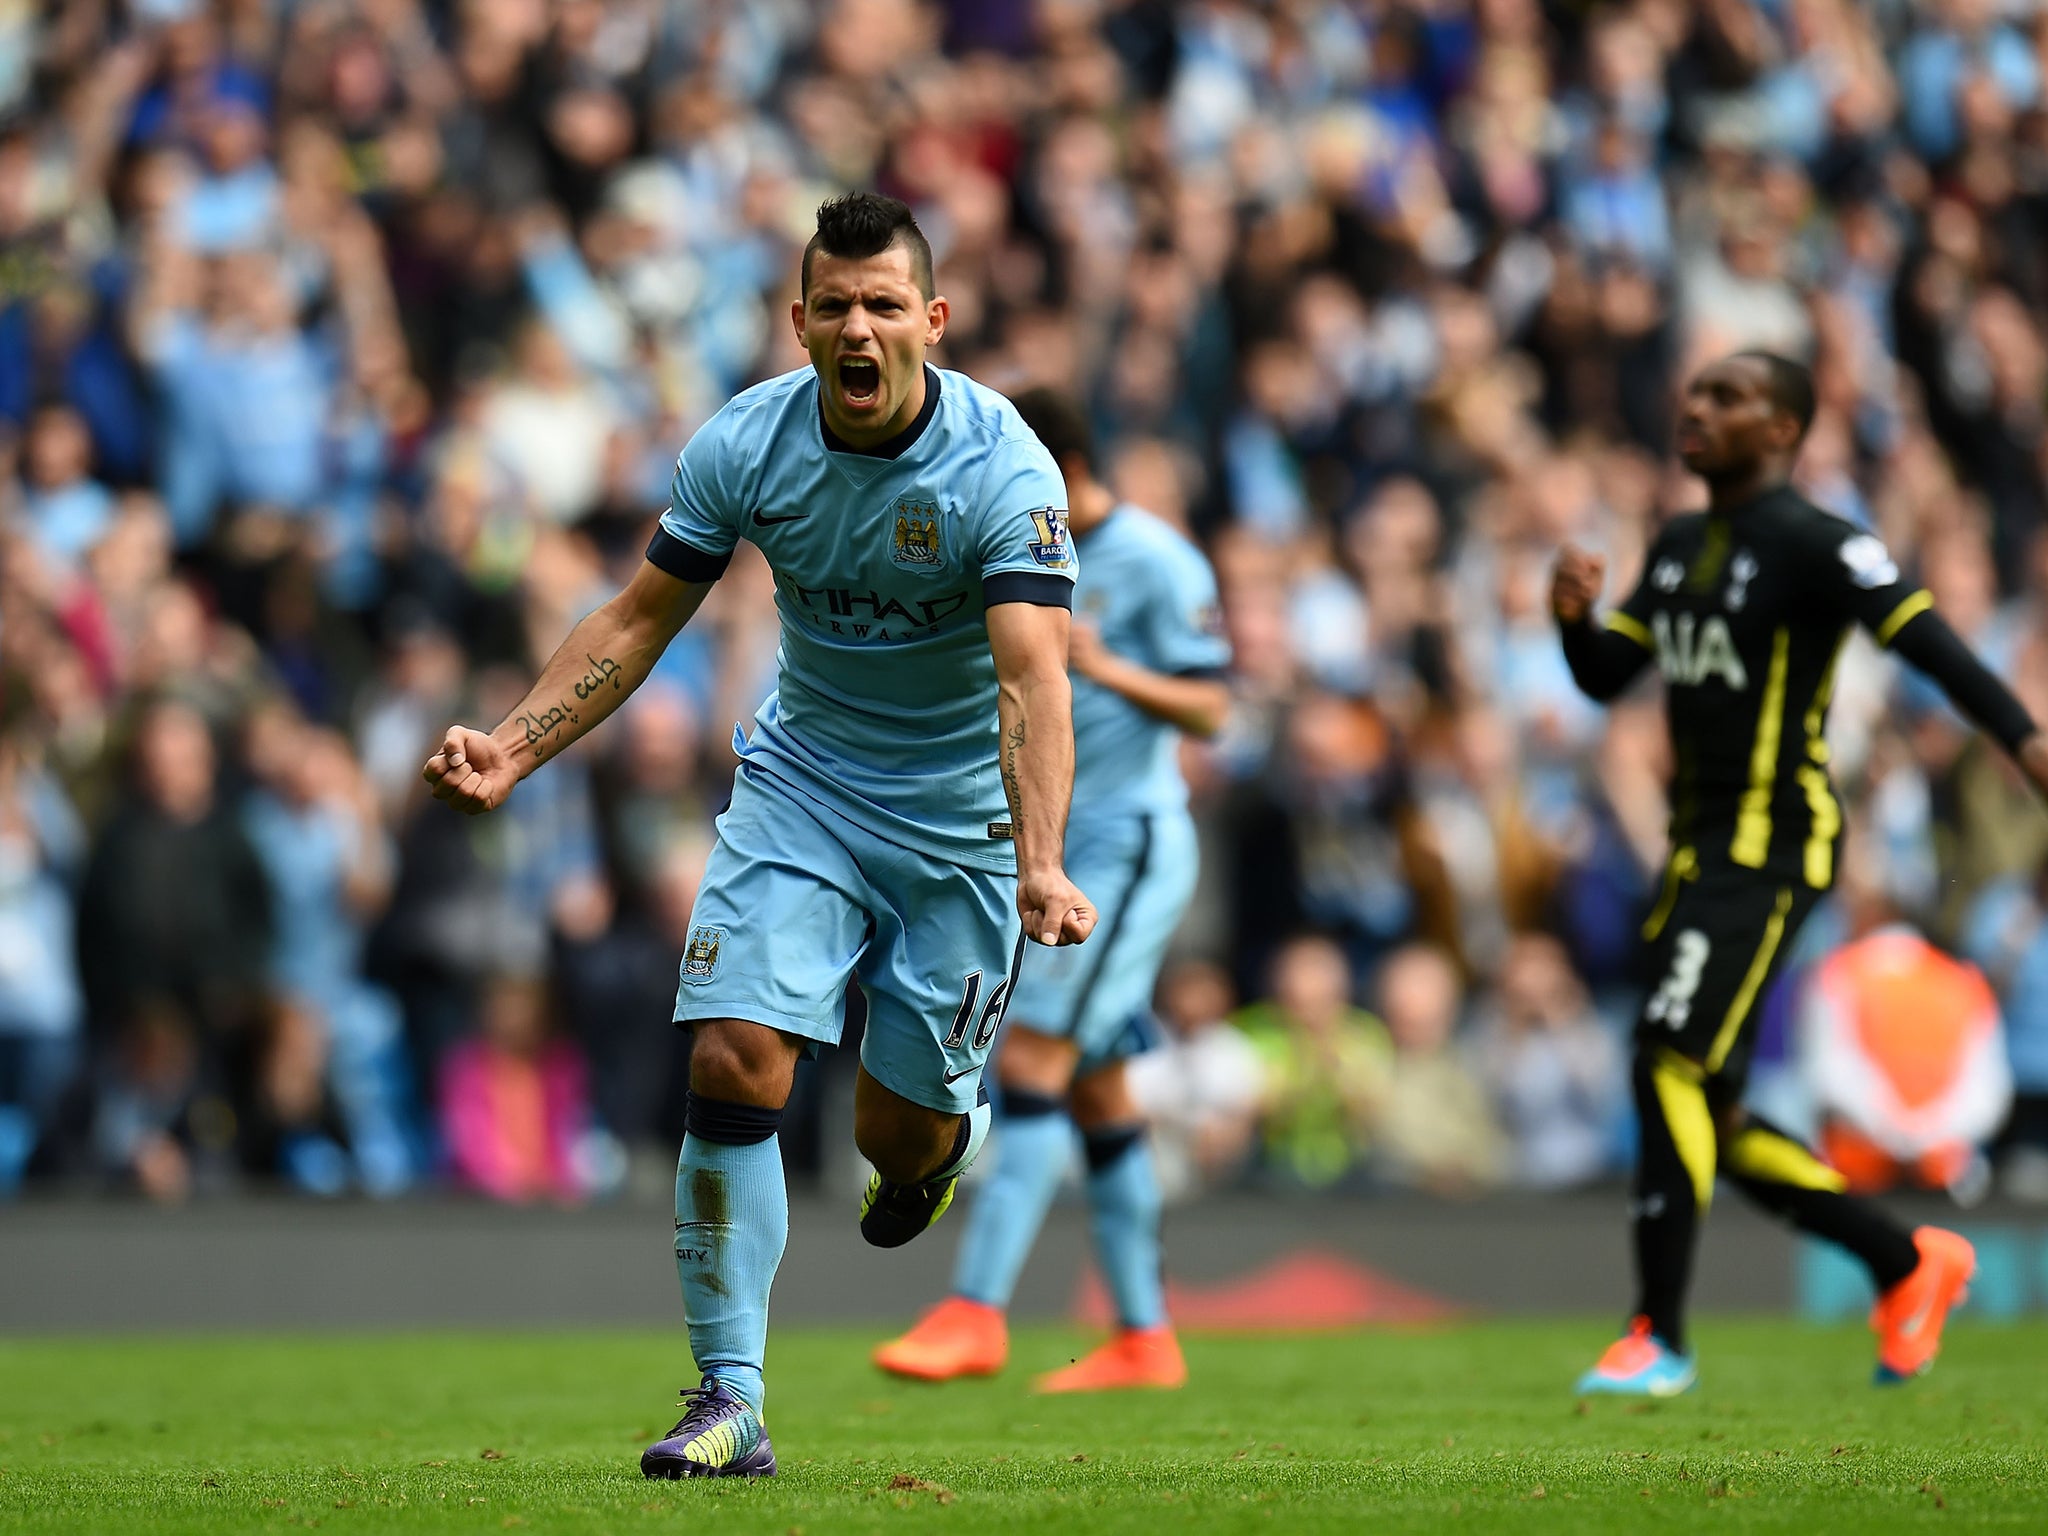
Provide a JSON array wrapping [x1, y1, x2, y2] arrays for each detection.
[[1554, 352, 2048, 1395]]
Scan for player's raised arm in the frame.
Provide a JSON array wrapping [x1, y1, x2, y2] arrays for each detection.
[[421, 560, 713, 814], [1553, 540, 1658, 702], [987, 600, 1095, 947], [1808, 522, 2048, 794]]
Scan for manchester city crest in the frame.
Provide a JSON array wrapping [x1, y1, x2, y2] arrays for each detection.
[[891, 499, 944, 570], [681, 924, 726, 983]]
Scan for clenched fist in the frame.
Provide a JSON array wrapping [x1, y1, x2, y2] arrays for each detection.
[[1551, 544, 1608, 627], [422, 726, 521, 815], [1017, 865, 1095, 947]]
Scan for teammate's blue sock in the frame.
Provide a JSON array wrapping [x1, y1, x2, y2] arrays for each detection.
[[951, 1091, 1071, 1309], [674, 1095, 788, 1416], [1085, 1125, 1165, 1331]]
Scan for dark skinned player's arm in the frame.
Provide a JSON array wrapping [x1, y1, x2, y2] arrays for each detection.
[[1559, 615, 1656, 702], [1556, 534, 1664, 702], [1883, 609, 2036, 753], [1816, 524, 2038, 755]]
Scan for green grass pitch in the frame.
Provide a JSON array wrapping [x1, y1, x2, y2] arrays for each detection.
[[3, 1321, 2043, 1533]]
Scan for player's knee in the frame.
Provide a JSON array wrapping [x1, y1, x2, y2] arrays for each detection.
[[1067, 1061, 1136, 1132], [995, 1024, 1079, 1098], [687, 1019, 798, 1108], [1710, 1098, 1748, 1146]]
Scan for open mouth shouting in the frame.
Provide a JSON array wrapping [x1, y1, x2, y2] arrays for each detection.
[[836, 354, 883, 411]]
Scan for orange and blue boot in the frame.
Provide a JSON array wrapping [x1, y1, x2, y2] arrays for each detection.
[[1575, 1316, 1697, 1397], [1871, 1227, 1975, 1385]]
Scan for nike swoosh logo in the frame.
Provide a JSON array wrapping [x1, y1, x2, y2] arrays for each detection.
[[753, 510, 807, 527], [942, 1064, 980, 1084]]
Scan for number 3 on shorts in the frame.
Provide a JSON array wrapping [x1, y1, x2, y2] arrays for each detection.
[[1645, 929, 1711, 1029]]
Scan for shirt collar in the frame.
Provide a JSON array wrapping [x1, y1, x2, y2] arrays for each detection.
[[818, 365, 941, 460]]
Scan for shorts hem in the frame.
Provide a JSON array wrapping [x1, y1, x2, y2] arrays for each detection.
[[858, 1042, 981, 1115], [673, 1000, 843, 1047]]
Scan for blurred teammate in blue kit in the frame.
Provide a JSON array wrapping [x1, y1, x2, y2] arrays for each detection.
[[874, 389, 1231, 1393], [422, 194, 1095, 1476]]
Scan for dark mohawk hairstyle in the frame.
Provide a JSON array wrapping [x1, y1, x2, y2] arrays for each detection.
[[802, 191, 934, 300]]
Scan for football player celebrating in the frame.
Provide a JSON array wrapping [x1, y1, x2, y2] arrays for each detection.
[[425, 193, 1093, 1475], [1554, 352, 2048, 1395]]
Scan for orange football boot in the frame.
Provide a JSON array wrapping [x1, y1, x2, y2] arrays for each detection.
[[872, 1298, 1008, 1381], [1870, 1227, 1976, 1384], [1033, 1326, 1187, 1393]]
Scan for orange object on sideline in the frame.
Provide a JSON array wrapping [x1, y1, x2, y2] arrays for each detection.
[[1803, 928, 2010, 1192], [1820, 1124, 1974, 1194], [1072, 1248, 1460, 1331]]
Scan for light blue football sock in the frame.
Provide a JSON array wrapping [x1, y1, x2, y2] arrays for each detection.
[[1085, 1126, 1166, 1331], [674, 1108, 787, 1417], [950, 1094, 1072, 1310]]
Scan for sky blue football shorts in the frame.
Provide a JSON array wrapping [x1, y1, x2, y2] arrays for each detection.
[[675, 761, 1024, 1113]]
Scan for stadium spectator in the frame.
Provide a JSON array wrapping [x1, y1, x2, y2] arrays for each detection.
[[92, 998, 207, 1203], [440, 969, 597, 1205], [76, 699, 271, 1047], [1234, 935, 1393, 1190], [1125, 958, 1261, 1202], [231, 995, 356, 1197], [1466, 934, 1627, 1190], [17, 403, 117, 570], [242, 703, 416, 1194], [0, 724, 86, 1193], [1368, 943, 1504, 1193], [1963, 855, 2048, 1200]]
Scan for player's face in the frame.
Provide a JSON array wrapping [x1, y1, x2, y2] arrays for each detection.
[[794, 243, 948, 444], [1675, 357, 1792, 477]]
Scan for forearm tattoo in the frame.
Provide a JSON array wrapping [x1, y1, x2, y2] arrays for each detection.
[[1001, 718, 1026, 823], [517, 700, 579, 760], [518, 655, 622, 762], [572, 653, 623, 701]]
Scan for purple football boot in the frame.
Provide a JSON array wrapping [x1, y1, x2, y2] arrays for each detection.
[[640, 1378, 777, 1479]]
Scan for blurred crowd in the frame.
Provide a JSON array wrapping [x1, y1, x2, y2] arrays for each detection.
[[7, 0, 2048, 1205]]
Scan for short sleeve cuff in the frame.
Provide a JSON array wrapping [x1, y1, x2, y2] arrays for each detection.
[[983, 572, 1074, 609], [647, 525, 733, 583]]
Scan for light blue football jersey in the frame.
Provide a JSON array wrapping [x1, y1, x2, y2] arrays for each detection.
[[650, 365, 1074, 871], [1068, 504, 1230, 825]]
